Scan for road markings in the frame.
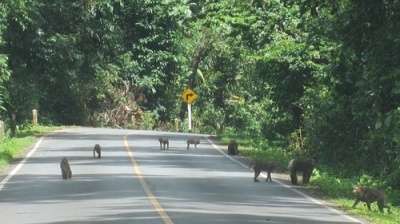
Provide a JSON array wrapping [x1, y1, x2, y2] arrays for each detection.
[[124, 134, 174, 224], [0, 136, 44, 191], [205, 137, 363, 224]]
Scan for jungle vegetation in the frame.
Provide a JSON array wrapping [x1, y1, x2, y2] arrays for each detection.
[[0, 1, 399, 220]]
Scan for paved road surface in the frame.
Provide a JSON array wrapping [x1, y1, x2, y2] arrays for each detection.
[[0, 128, 367, 224]]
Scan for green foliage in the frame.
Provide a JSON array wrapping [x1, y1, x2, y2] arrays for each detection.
[[228, 106, 262, 138], [387, 170, 400, 199], [299, 0, 400, 183], [245, 148, 288, 172], [0, 0, 400, 207], [0, 125, 61, 169], [218, 132, 289, 172], [194, 102, 224, 135], [139, 111, 157, 131], [14, 124, 62, 138], [311, 171, 355, 199]]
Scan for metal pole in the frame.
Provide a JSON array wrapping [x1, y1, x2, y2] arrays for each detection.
[[188, 103, 192, 133]]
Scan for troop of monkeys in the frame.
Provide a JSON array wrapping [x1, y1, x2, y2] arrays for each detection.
[[61, 137, 199, 179], [158, 137, 200, 150], [61, 139, 390, 214], [61, 139, 199, 181], [230, 139, 390, 214]]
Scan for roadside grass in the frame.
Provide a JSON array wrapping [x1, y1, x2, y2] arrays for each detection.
[[310, 175, 398, 224], [218, 135, 290, 172], [218, 134, 399, 224], [0, 125, 64, 170]]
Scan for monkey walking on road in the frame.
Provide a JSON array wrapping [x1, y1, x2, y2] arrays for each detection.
[[93, 144, 101, 158], [249, 161, 277, 182], [158, 137, 169, 150], [186, 138, 200, 149]]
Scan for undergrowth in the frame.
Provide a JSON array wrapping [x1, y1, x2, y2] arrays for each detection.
[[218, 133, 399, 224]]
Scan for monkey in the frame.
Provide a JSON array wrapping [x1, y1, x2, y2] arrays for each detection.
[[249, 160, 277, 182], [186, 138, 200, 149], [60, 157, 72, 180], [158, 137, 169, 150], [227, 139, 239, 155], [352, 185, 390, 213], [287, 159, 315, 185], [93, 144, 101, 158]]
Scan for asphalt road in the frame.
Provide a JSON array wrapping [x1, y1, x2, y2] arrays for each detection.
[[0, 128, 367, 224]]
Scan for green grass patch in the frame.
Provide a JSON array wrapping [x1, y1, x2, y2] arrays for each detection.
[[330, 198, 397, 224], [0, 125, 65, 170], [217, 134, 290, 172], [311, 174, 399, 224]]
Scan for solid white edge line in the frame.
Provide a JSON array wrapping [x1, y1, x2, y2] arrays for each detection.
[[0, 136, 45, 191], [205, 136, 363, 224]]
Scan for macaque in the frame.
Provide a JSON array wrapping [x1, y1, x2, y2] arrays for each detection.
[[186, 138, 200, 149], [93, 144, 101, 158], [249, 160, 277, 182], [288, 159, 315, 185], [227, 139, 239, 155], [60, 157, 72, 180], [352, 185, 390, 213], [158, 137, 169, 150]]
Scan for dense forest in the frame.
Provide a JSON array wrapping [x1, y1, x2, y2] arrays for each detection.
[[0, 0, 399, 191]]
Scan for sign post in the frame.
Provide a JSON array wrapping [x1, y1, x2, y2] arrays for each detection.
[[187, 104, 192, 132], [181, 88, 198, 132]]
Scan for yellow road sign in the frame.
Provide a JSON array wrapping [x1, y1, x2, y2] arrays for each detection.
[[181, 88, 198, 104]]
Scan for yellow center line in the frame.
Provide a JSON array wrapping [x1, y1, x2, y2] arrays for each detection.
[[124, 134, 174, 224]]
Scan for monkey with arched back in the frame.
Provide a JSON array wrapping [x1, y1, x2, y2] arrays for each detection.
[[60, 157, 72, 180], [158, 137, 169, 150], [287, 159, 315, 185], [186, 138, 200, 149], [93, 144, 101, 158], [249, 160, 277, 182], [352, 185, 391, 213], [227, 139, 239, 155]]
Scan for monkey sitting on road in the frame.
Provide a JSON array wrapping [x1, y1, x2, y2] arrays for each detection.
[[158, 137, 169, 150], [93, 144, 101, 158], [60, 157, 72, 180], [352, 185, 390, 213], [186, 138, 200, 149], [227, 139, 239, 155], [249, 160, 277, 182]]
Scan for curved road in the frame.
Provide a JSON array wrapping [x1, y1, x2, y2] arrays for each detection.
[[0, 128, 367, 224]]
